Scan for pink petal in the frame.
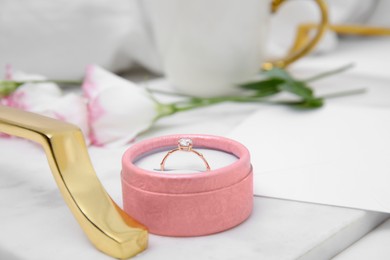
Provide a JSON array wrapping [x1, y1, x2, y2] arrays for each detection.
[[82, 65, 157, 147], [41, 93, 90, 145], [0, 70, 90, 144]]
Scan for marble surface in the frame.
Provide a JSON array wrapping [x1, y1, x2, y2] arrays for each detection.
[[134, 200, 385, 260], [334, 218, 390, 260], [0, 137, 386, 260], [1, 37, 390, 259]]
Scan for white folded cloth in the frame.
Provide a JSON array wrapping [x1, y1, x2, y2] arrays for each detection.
[[0, 0, 159, 78]]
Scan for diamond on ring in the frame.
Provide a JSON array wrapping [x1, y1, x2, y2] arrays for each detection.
[[178, 138, 193, 151]]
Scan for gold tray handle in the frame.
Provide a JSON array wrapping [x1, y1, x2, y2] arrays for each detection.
[[263, 0, 329, 70], [0, 106, 148, 259]]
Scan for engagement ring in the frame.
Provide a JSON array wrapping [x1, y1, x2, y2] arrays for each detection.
[[159, 138, 211, 172]]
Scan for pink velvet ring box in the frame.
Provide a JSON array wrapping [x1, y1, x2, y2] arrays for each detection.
[[121, 134, 253, 237]]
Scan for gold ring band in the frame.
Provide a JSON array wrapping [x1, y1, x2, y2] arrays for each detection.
[[160, 138, 211, 172]]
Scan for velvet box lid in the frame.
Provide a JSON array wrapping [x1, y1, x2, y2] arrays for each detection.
[[121, 134, 253, 237]]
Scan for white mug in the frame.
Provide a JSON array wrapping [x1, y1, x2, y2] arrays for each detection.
[[141, 0, 328, 97]]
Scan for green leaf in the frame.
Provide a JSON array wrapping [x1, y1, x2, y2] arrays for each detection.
[[240, 78, 283, 98], [273, 98, 323, 109], [262, 67, 294, 81], [262, 68, 315, 99], [240, 78, 284, 91], [0, 81, 24, 97], [290, 98, 324, 109], [252, 88, 281, 98], [278, 81, 314, 99]]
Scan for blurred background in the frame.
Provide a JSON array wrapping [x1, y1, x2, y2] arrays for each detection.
[[0, 0, 389, 79]]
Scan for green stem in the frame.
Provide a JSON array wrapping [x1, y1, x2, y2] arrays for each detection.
[[0, 79, 82, 97], [146, 88, 198, 98], [319, 88, 366, 99], [155, 94, 265, 120], [258, 88, 367, 106], [155, 86, 367, 120], [17, 80, 82, 85], [303, 63, 354, 83]]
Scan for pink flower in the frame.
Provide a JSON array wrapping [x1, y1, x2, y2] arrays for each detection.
[[1, 71, 62, 110], [83, 65, 158, 147], [1, 70, 90, 143], [1, 66, 159, 147]]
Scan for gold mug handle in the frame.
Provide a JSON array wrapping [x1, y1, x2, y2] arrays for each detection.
[[289, 23, 390, 52], [263, 0, 329, 70]]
